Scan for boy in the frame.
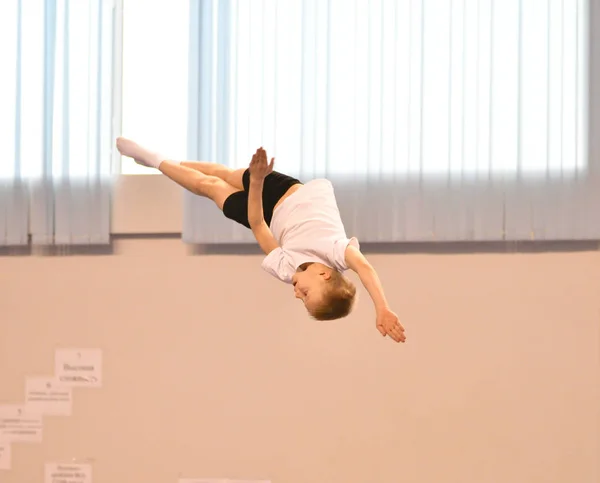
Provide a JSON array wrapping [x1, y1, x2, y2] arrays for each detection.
[[116, 137, 406, 343]]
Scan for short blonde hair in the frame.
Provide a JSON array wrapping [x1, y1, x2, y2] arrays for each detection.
[[310, 271, 357, 320]]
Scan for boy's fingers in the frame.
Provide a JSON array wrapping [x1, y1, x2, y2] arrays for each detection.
[[394, 329, 405, 342], [389, 327, 402, 342]]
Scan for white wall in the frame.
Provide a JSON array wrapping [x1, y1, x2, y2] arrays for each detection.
[[1, 238, 599, 483]]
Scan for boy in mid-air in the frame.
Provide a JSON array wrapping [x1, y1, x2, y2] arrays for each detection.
[[116, 137, 406, 343]]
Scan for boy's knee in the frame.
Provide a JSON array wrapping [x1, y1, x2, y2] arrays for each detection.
[[193, 174, 221, 194], [195, 175, 240, 210]]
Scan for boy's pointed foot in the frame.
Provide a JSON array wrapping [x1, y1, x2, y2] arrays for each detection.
[[116, 137, 165, 169]]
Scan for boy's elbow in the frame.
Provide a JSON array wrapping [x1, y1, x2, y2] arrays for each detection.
[[248, 217, 264, 229], [247, 212, 263, 226]]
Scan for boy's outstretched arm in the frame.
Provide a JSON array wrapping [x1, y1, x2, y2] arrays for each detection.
[[248, 147, 279, 255], [345, 245, 406, 343]]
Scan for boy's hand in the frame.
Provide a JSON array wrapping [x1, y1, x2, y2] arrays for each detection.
[[249, 147, 274, 181], [376, 307, 406, 343]]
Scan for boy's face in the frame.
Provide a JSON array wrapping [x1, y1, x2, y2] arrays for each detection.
[[292, 264, 331, 312]]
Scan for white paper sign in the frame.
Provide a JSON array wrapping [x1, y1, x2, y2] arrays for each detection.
[[0, 443, 11, 470], [45, 463, 92, 483], [55, 349, 102, 387], [26, 377, 73, 416], [0, 405, 43, 443]]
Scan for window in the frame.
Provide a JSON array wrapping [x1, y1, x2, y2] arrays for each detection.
[[122, 0, 588, 177], [120, 0, 189, 174], [0, 0, 114, 181]]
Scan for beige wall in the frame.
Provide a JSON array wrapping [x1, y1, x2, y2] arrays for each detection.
[[1, 238, 599, 483]]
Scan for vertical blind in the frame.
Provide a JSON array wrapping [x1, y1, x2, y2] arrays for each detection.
[[0, 0, 115, 246], [184, 0, 599, 244]]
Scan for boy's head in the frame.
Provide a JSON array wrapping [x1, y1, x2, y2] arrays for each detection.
[[292, 263, 356, 320]]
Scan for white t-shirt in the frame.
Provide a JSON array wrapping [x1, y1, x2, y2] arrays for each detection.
[[261, 179, 360, 283]]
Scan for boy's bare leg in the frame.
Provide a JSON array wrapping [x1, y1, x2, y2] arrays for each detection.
[[181, 162, 246, 191], [115, 136, 246, 190], [116, 137, 239, 209], [158, 162, 239, 210]]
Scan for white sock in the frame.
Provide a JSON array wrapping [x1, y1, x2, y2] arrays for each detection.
[[116, 137, 175, 169]]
